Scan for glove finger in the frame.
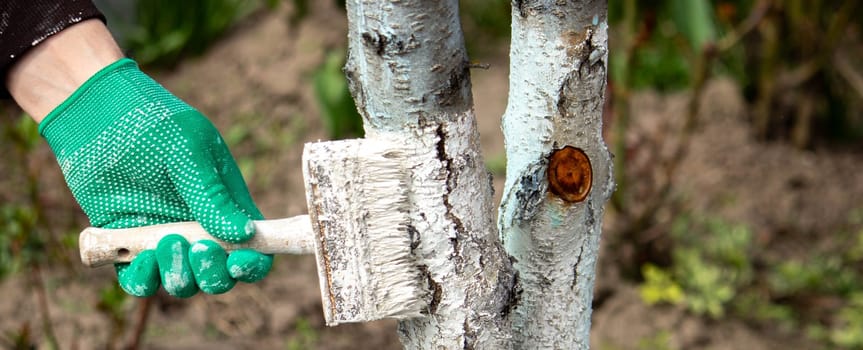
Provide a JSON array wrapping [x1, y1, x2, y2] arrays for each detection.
[[189, 240, 236, 294], [115, 250, 159, 297], [169, 141, 256, 244], [212, 140, 264, 220], [227, 250, 273, 283], [156, 234, 198, 298]]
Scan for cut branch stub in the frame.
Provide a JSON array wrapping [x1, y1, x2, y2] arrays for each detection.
[[547, 146, 592, 203]]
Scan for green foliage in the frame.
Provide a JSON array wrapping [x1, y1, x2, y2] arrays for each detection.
[[608, 0, 747, 91], [0, 115, 49, 281], [639, 215, 754, 318], [847, 209, 863, 261], [637, 330, 676, 350], [673, 216, 753, 318], [806, 293, 863, 350], [284, 318, 319, 350], [0, 323, 36, 350], [640, 208, 863, 348], [459, 0, 510, 56], [0, 205, 43, 280], [609, 0, 863, 147], [5, 116, 40, 152], [313, 50, 364, 140], [266, 0, 282, 9], [96, 283, 134, 348], [666, 0, 716, 51], [768, 258, 861, 298], [638, 264, 684, 306], [278, 117, 308, 148], [484, 153, 507, 176], [757, 209, 863, 349], [765, 208, 863, 302], [0, 114, 41, 256], [732, 291, 797, 331], [0, 112, 75, 349], [221, 113, 306, 189], [223, 121, 258, 181], [122, 0, 264, 66], [224, 123, 253, 148], [626, 31, 693, 91], [608, 0, 718, 91], [673, 248, 734, 318], [96, 283, 130, 325], [460, 0, 510, 39], [288, 0, 310, 25], [288, 0, 347, 27], [829, 293, 863, 349]]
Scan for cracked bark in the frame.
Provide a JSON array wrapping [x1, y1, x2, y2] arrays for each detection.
[[344, 0, 611, 348], [499, 1, 613, 349], [344, 1, 514, 348]]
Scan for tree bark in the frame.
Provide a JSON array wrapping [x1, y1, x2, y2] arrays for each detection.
[[499, 1, 613, 349], [343, 1, 515, 349], [343, 0, 612, 349]]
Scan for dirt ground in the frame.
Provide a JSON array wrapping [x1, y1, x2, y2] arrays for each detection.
[[1, 2, 862, 349]]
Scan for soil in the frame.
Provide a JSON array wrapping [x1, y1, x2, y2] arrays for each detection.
[[1, 2, 860, 349]]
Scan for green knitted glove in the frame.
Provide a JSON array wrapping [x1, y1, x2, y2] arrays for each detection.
[[40, 58, 272, 298]]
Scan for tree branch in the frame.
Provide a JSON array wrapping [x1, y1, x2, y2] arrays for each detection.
[[499, 1, 613, 348]]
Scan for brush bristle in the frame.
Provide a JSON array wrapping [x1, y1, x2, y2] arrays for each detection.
[[358, 146, 427, 319], [303, 139, 428, 325]]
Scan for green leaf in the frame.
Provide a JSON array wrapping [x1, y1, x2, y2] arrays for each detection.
[[313, 50, 364, 140], [666, 0, 717, 50], [639, 264, 685, 305], [830, 293, 863, 348], [7, 115, 40, 151]]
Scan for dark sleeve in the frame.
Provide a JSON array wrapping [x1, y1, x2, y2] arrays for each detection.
[[0, 0, 106, 98]]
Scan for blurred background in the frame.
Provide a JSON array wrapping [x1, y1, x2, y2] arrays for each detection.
[[0, 0, 861, 349]]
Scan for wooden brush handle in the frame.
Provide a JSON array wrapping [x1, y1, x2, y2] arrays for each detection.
[[79, 216, 315, 267]]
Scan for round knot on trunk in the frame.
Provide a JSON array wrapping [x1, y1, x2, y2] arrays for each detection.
[[547, 146, 592, 202]]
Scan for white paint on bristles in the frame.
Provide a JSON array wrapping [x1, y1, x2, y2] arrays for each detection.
[[303, 139, 428, 325]]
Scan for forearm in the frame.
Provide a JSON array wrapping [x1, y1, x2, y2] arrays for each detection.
[[6, 19, 123, 122]]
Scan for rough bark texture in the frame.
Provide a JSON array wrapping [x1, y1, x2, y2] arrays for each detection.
[[344, 0, 611, 348], [499, 1, 613, 349], [343, 1, 515, 349]]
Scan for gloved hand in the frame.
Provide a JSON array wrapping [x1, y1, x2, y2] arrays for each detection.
[[40, 58, 272, 298]]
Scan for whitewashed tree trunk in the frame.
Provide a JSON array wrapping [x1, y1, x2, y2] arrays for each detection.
[[344, 1, 515, 348], [343, 0, 612, 349], [499, 1, 613, 349]]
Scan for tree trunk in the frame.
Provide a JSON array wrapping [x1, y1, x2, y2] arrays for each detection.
[[343, 0, 612, 348], [499, 1, 613, 349], [343, 1, 515, 349]]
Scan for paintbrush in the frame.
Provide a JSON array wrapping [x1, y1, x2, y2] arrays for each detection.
[[78, 139, 428, 326]]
